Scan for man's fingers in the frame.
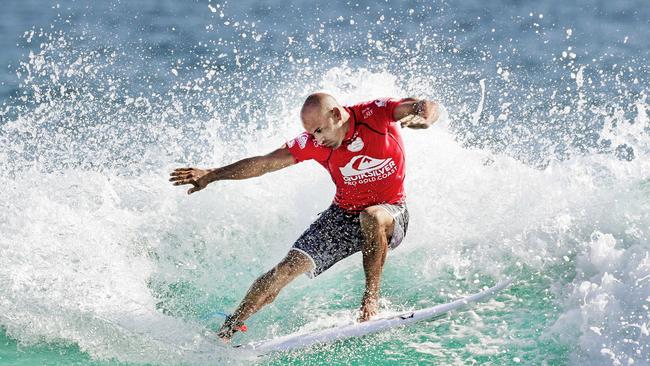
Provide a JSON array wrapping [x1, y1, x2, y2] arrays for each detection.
[[169, 174, 192, 182], [169, 168, 205, 194], [400, 114, 428, 128], [399, 115, 414, 128], [170, 168, 193, 176], [173, 179, 195, 186]]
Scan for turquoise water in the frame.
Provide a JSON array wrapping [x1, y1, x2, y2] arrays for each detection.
[[1, 264, 572, 365], [1, 0, 649, 365]]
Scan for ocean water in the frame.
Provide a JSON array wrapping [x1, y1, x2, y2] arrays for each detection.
[[0, 0, 648, 365]]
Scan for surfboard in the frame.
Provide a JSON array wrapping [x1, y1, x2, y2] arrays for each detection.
[[235, 278, 513, 353]]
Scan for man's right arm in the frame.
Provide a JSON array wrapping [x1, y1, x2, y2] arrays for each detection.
[[169, 145, 296, 194]]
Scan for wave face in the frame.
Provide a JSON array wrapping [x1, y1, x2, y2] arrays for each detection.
[[0, 0, 648, 365]]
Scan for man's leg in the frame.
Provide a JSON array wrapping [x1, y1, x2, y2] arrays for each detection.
[[358, 206, 395, 322], [218, 249, 313, 341]]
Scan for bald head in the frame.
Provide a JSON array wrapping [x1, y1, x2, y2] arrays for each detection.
[[300, 93, 341, 121], [299, 93, 350, 149]]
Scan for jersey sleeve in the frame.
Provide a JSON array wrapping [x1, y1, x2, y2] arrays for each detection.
[[286, 132, 330, 163], [349, 98, 405, 132]]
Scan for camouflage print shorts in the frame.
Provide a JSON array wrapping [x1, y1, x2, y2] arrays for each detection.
[[290, 203, 409, 278]]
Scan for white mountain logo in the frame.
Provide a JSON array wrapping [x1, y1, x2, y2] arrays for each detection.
[[340, 155, 393, 177]]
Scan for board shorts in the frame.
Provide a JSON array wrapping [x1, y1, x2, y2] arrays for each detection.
[[290, 203, 409, 278]]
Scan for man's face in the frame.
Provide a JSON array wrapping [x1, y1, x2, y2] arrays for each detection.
[[302, 108, 344, 149]]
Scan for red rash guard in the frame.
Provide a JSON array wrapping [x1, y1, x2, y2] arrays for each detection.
[[287, 98, 407, 212]]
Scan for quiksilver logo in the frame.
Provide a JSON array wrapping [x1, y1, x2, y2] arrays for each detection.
[[339, 155, 398, 186]]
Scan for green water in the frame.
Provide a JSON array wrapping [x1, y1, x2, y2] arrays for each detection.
[[261, 262, 572, 365], [0, 332, 113, 366], [1, 257, 572, 365]]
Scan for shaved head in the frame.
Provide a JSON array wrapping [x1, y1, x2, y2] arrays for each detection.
[[300, 93, 341, 121], [299, 93, 351, 149]]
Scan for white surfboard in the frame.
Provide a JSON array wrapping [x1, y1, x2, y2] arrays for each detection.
[[235, 278, 513, 353]]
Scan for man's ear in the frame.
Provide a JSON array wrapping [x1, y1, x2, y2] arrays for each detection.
[[332, 107, 342, 123]]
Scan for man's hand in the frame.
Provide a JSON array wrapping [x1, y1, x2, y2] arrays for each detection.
[[169, 167, 212, 194], [394, 99, 440, 129]]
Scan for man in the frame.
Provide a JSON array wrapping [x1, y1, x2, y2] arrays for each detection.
[[169, 92, 439, 341]]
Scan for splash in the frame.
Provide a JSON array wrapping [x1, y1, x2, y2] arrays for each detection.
[[1, 4, 649, 364]]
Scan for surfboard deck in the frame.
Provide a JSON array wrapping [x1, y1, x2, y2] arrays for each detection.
[[234, 278, 513, 353]]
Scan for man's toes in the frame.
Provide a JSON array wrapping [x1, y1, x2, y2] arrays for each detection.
[[358, 306, 376, 322]]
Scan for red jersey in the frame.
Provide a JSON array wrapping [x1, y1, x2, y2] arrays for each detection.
[[287, 98, 407, 212]]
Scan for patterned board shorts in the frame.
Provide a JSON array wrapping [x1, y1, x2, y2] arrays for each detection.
[[291, 203, 409, 278]]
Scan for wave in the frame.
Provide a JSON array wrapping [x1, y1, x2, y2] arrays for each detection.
[[0, 25, 648, 365]]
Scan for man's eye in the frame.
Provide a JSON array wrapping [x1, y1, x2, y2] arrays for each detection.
[[315, 128, 321, 134]]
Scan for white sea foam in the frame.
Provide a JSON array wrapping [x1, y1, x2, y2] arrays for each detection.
[[319, 68, 650, 364], [1, 59, 648, 365]]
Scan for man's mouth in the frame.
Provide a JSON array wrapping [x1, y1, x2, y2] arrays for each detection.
[[319, 140, 339, 148]]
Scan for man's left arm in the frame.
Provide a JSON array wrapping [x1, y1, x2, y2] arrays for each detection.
[[392, 98, 440, 129]]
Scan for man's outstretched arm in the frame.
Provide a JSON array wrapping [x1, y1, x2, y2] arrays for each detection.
[[393, 98, 440, 129], [169, 145, 296, 194]]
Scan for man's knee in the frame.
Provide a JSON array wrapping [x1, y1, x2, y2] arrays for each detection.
[[273, 250, 313, 279], [360, 206, 394, 235], [254, 251, 312, 304]]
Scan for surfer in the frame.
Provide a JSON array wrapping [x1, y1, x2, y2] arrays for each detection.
[[169, 93, 439, 341]]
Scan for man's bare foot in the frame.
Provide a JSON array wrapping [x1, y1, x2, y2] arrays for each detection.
[[217, 334, 232, 344], [358, 293, 379, 322], [217, 315, 244, 342], [216, 326, 233, 343]]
